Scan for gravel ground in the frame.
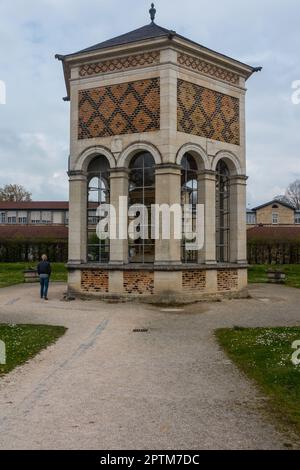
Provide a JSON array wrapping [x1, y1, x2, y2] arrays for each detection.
[[0, 281, 300, 450]]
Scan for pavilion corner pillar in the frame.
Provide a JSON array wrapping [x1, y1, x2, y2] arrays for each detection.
[[229, 175, 248, 264], [198, 170, 216, 264], [109, 168, 129, 264], [155, 164, 181, 264], [68, 171, 87, 264]]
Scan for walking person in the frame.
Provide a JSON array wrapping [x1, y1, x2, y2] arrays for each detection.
[[37, 254, 52, 301]]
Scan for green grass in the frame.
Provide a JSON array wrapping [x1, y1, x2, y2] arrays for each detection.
[[0, 262, 67, 288], [0, 324, 66, 375], [216, 327, 300, 438], [248, 264, 300, 289]]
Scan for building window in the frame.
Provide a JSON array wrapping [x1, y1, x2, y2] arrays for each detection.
[[128, 151, 155, 263], [87, 156, 110, 263], [0, 212, 6, 224], [247, 212, 256, 225], [272, 212, 279, 225], [181, 153, 198, 263], [216, 160, 230, 263], [31, 212, 41, 224], [42, 211, 52, 224], [7, 212, 17, 224], [18, 217, 27, 224], [295, 212, 300, 224]]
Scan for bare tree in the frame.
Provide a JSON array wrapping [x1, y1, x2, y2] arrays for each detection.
[[0, 184, 32, 202], [285, 180, 300, 209]]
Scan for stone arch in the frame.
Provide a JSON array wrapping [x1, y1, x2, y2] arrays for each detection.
[[211, 150, 242, 176], [75, 146, 116, 172], [118, 142, 162, 168], [176, 143, 210, 171]]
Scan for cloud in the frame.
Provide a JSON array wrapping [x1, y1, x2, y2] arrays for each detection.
[[0, 0, 299, 206]]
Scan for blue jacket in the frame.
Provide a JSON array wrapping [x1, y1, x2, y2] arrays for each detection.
[[37, 261, 52, 277]]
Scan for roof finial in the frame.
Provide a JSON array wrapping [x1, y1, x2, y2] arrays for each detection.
[[149, 3, 156, 23]]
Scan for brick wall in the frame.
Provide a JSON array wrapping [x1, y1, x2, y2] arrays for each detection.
[[217, 269, 238, 292], [182, 270, 206, 291], [81, 270, 109, 293], [123, 271, 154, 295], [78, 78, 160, 139], [79, 52, 160, 77], [177, 79, 240, 145]]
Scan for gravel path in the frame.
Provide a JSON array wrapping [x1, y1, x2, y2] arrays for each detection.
[[0, 281, 299, 450]]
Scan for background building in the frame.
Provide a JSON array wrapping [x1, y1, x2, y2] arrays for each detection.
[[0, 201, 69, 262], [247, 199, 300, 227], [246, 199, 300, 264]]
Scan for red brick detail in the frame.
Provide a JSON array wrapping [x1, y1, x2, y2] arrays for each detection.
[[78, 78, 160, 139], [79, 52, 160, 77], [182, 271, 206, 291], [177, 79, 240, 146], [217, 269, 238, 292], [178, 53, 240, 85], [81, 270, 109, 293], [123, 271, 154, 295]]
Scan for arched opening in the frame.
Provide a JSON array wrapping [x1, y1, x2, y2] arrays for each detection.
[[181, 153, 198, 263], [216, 160, 230, 263], [87, 155, 110, 263], [128, 151, 155, 263]]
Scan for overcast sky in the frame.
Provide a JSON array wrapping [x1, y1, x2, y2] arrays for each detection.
[[0, 0, 299, 207]]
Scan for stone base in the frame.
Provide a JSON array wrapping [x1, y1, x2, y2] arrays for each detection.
[[67, 263, 248, 304]]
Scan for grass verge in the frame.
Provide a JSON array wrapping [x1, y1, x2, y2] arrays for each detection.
[[0, 324, 66, 375], [216, 327, 300, 439], [248, 264, 300, 289], [0, 262, 67, 288]]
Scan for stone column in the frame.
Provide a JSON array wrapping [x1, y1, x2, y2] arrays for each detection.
[[154, 164, 181, 265], [109, 168, 129, 264], [68, 170, 87, 264], [229, 175, 248, 263], [198, 170, 217, 264]]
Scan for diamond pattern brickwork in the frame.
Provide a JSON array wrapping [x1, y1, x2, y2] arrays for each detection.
[[182, 270, 206, 291], [81, 270, 109, 293], [78, 78, 160, 139], [217, 269, 238, 292], [123, 271, 154, 295], [178, 53, 240, 85], [177, 79, 240, 145], [79, 52, 160, 77]]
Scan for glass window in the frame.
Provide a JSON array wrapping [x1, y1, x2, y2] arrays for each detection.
[[87, 156, 110, 263], [31, 211, 41, 224], [181, 153, 198, 263], [7, 211, 17, 224], [216, 161, 230, 263], [0, 212, 6, 224], [128, 151, 155, 263], [272, 212, 279, 225], [295, 212, 300, 224], [247, 212, 256, 225], [42, 211, 52, 224]]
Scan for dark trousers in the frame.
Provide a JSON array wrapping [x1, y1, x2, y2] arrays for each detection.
[[39, 274, 49, 299]]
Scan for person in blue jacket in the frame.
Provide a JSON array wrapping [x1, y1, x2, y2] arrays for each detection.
[[37, 254, 52, 301]]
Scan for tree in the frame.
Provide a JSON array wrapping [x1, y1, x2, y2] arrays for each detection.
[[0, 184, 32, 202], [285, 180, 300, 209]]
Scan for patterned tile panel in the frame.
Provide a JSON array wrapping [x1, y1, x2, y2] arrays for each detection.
[[178, 53, 240, 85], [79, 52, 160, 77], [177, 79, 240, 145], [78, 78, 160, 139]]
